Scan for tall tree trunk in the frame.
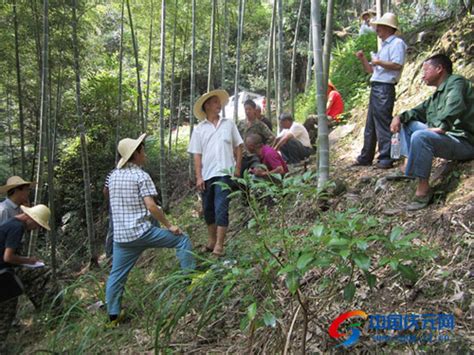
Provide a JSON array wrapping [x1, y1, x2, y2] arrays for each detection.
[[233, 0, 246, 123], [29, 0, 49, 256], [144, 0, 154, 128], [311, 0, 329, 187], [266, 1, 276, 126], [207, 0, 217, 91], [273, 21, 278, 128], [290, 0, 304, 118], [6, 89, 15, 174], [222, 0, 229, 89], [126, 0, 145, 132], [168, 0, 178, 156], [116, 0, 125, 163], [159, 0, 168, 211], [276, 0, 283, 120], [322, 0, 335, 91], [175, 18, 189, 149], [189, 0, 196, 179], [13, 0, 25, 177], [72, 0, 98, 267], [305, 20, 313, 92]]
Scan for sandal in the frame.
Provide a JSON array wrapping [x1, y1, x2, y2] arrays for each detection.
[[406, 190, 434, 211], [212, 249, 225, 258], [200, 246, 214, 253]]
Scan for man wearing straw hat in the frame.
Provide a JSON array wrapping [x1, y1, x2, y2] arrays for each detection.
[[188, 89, 243, 257], [0, 204, 57, 348], [0, 176, 34, 224], [359, 10, 376, 36], [105, 133, 195, 325], [354, 12, 407, 169]]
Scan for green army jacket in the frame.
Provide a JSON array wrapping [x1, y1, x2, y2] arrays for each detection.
[[399, 74, 474, 145], [237, 119, 275, 145]]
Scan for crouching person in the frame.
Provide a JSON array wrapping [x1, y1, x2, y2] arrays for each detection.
[[245, 134, 288, 179], [106, 134, 195, 325], [0, 204, 60, 349], [390, 54, 474, 210], [274, 113, 314, 164]]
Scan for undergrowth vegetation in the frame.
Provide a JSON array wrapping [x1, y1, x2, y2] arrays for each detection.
[[30, 170, 436, 352]]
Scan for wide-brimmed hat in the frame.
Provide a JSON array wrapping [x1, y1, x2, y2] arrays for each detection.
[[0, 176, 34, 194], [360, 10, 376, 20], [21, 204, 51, 231], [371, 12, 399, 31], [193, 89, 229, 120], [117, 133, 147, 169]]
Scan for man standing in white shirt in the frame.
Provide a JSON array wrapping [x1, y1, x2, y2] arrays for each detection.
[[354, 13, 407, 169], [188, 90, 243, 257], [274, 113, 314, 164]]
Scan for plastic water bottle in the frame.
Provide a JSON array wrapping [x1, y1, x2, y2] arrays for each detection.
[[391, 133, 401, 159]]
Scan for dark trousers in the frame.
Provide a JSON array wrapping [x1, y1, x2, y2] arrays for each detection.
[[0, 267, 60, 346], [281, 138, 314, 164], [357, 82, 395, 165], [202, 176, 231, 227]]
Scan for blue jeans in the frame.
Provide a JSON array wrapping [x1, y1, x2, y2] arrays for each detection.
[[357, 82, 395, 165], [105, 227, 195, 315], [202, 176, 231, 227], [401, 121, 474, 179]]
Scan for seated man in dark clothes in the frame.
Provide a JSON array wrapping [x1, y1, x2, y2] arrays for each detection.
[[0, 204, 60, 349], [274, 113, 314, 164], [245, 134, 288, 178]]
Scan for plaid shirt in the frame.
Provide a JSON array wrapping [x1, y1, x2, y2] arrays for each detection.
[[109, 163, 158, 243]]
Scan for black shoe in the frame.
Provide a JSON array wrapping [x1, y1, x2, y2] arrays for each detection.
[[375, 162, 393, 169], [351, 160, 372, 167]]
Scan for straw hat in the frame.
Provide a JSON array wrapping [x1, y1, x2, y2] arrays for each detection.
[[21, 204, 51, 231], [371, 12, 400, 31], [193, 89, 229, 120], [0, 176, 34, 194], [360, 10, 375, 20], [117, 133, 147, 169]]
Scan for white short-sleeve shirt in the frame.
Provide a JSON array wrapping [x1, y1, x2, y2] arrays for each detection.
[[188, 117, 244, 181], [371, 35, 407, 84], [278, 122, 312, 148]]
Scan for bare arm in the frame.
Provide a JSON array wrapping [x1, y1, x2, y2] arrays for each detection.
[[355, 51, 373, 74], [254, 165, 285, 177], [234, 144, 243, 177], [193, 154, 205, 192], [274, 132, 294, 151], [143, 196, 182, 234], [4, 248, 38, 265]]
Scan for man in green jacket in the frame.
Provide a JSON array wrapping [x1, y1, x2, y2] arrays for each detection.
[[390, 54, 474, 210]]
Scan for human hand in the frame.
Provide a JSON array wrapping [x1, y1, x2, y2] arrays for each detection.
[[253, 168, 265, 177], [196, 177, 205, 192], [390, 116, 401, 133], [355, 50, 365, 60], [168, 225, 182, 235], [234, 169, 241, 178], [27, 257, 39, 265], [427, 127, 446, 134]]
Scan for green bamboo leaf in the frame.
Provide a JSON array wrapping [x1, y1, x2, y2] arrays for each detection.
[[328, 238, 349, 247], [397, 264, 418, 282], [353, 252, 370, 271], [247, 302, 257, 321], [344, 282, 356, 301], [263, 312, 277, 328], [297, 253, 314, 270]]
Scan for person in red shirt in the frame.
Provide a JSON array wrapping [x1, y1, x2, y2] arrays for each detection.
[[326, 81, 344, 126], [245, 134, 288, 177]]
